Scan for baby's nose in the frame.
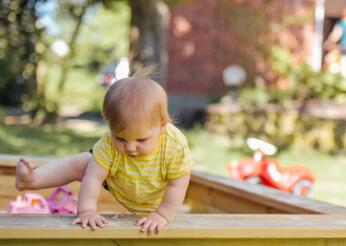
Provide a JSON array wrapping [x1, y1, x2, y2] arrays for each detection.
[[125, 142, 136, 152]]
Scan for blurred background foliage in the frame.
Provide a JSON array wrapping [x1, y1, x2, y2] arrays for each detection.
[[269, 45, 346, 103], [0, 0, 130, 123], [205, 44, 346, 154], [0, 0, 39, 106], [238, 45, 346, 107]]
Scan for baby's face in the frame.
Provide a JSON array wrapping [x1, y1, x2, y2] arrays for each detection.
[[111, 123, 165, 157]]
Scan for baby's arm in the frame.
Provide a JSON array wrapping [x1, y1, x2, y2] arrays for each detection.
[[72, 157, 108, 230], [156, 172, 191, 221], [136, 171, 191, 232]]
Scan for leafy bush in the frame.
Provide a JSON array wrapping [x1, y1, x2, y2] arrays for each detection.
[[238, 46, 346, 108], [270, 45, 346, 102]]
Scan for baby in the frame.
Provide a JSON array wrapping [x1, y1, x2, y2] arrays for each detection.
[[15, 72, 193, 232]]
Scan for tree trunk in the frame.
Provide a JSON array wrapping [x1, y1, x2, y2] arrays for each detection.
[[129, 0, 170, 87]]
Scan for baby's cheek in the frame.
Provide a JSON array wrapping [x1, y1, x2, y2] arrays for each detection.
[[140, 146, 149, 154], [142, 144, 154, 154]]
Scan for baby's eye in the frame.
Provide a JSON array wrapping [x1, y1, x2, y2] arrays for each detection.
[[137, 138, 148, 143], [115, 137, 126, 142]]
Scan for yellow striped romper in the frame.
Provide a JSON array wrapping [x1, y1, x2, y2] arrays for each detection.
[[92, 123, 194, 214]]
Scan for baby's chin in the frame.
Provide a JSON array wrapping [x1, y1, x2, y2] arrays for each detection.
[[128, 153, 138, 157]]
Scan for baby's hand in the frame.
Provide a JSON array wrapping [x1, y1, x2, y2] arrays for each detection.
[[135, 211, 168, 233], [72, 211, 108, 230]]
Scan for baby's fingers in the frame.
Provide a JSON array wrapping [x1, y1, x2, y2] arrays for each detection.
[[149, 221, 158, 233], [96, 220, 104, 228], [72, 217, 82, 225], [135, 217, 148, 226], [100, 215, 108, 224], [156, 222, 166, 232], [82, 218, 89, 229], [140, 219, 152, 232], [89, 219, 97, 231], [95, 216, 108, 228]]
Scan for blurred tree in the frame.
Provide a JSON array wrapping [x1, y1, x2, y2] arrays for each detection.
[[28, 0, 106, 123], [0, 0, 43, 106], [129, 0, 170, 86], [54, 0, 99, 95], [0, 0, 171, 122]]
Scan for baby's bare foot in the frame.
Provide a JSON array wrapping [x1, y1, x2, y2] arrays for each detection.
[[15, 158, 35, 190]]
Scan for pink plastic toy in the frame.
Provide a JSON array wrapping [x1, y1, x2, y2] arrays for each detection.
[[47, 186, 77, 214], [7, 193, 51, 214]]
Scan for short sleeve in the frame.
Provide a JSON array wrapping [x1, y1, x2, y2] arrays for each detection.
[[166, 145, 194, 180], [93, 133, 115, 172]]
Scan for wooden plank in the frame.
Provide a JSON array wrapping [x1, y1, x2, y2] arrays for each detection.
[[188, 170, 346, 214], [1, 214, 346, 240], [186, 182, 269, 213], [2, 239, 346, 246]]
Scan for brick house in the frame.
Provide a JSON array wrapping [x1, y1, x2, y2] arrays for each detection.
[[165, 0, 343, 127]]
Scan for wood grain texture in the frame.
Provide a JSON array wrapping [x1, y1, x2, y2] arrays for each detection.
[[1, 214, 346, 240], [188, 170, 346, 214], [1, 239, 346, 246]]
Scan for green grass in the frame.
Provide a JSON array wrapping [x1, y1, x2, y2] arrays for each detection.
[[0, 123, 107, 157], [1, 122, 346, 207]]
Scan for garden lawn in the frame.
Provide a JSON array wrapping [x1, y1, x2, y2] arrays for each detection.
[[0, 123, 107, 157]]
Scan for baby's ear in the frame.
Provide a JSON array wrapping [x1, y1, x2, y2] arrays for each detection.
[[160, 122, 167, 133]]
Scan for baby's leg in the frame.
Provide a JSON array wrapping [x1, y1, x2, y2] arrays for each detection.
[[16, 152, 91, 191]]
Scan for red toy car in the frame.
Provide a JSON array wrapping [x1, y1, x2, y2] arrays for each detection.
[[226, 138, 315, 196]]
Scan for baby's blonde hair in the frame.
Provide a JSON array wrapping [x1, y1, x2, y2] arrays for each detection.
[[102, 68, 170, 132]]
